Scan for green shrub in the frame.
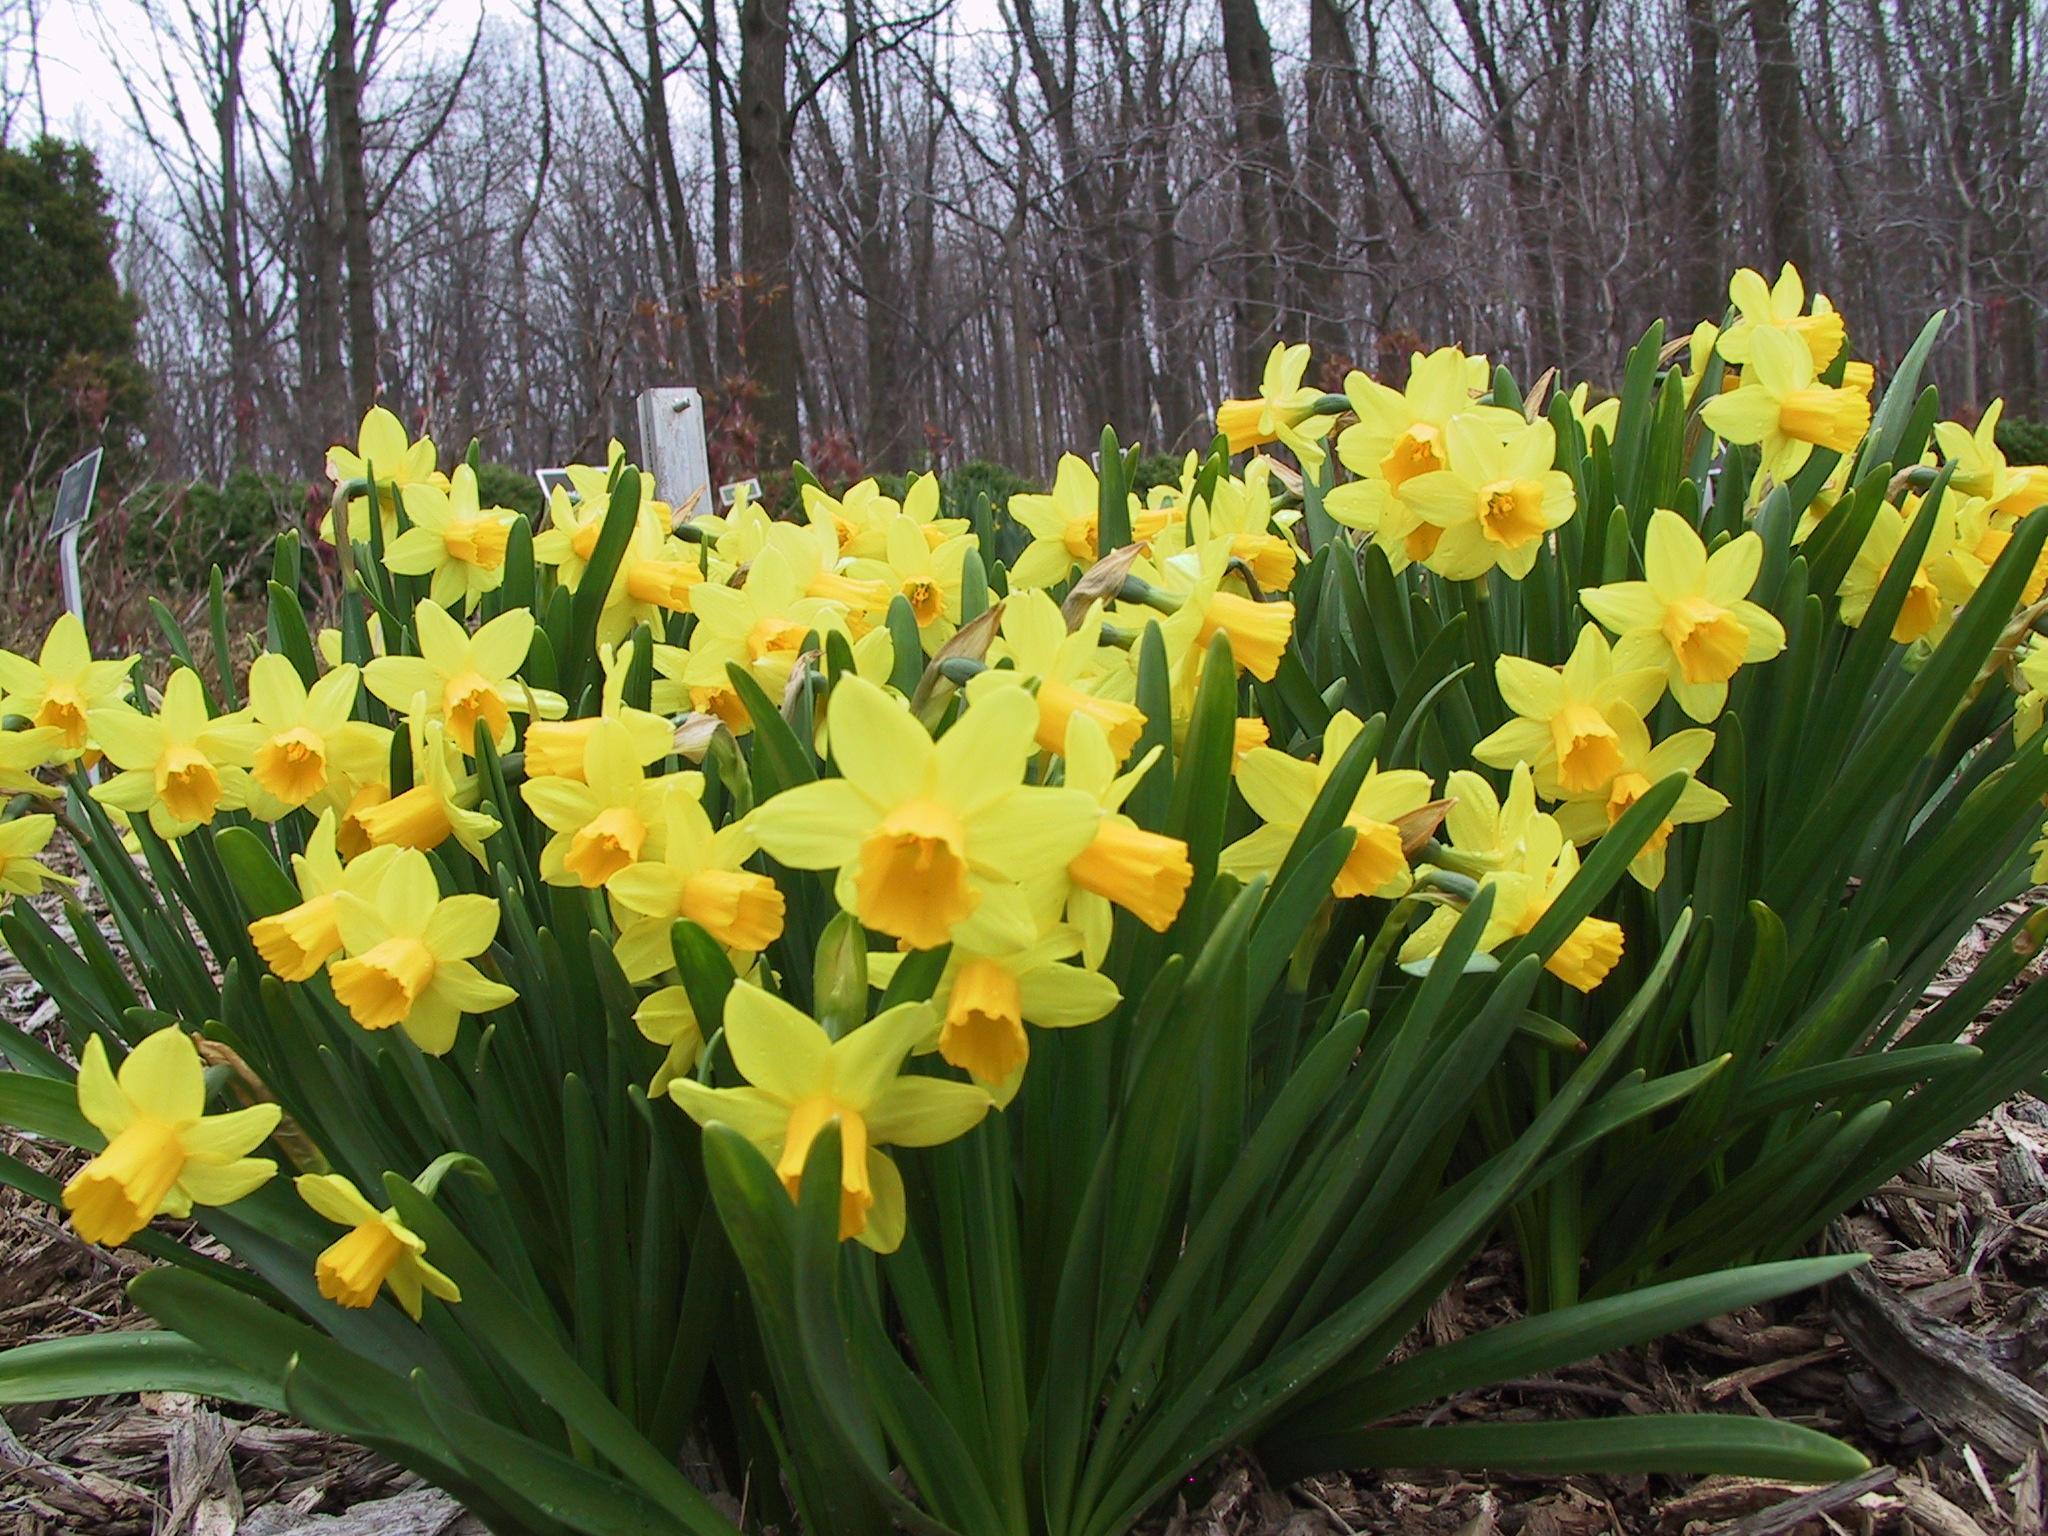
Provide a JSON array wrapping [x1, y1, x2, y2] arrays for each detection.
[[1996, 415, 2048, 466]]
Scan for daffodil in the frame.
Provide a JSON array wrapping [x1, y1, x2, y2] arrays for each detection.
[[852, 517, 972, 650], [1565, 383, 1620, 444], [0, 727, 65, 797], [1220, 710, 1435, 899], [531, 444, 669, 588], [870, 925, 1119, 1096], [351, 715, 501, 863], [667, 983, 991, 1251], [62, 1031, 280, 1246], [1050, 715, 1192, 964], [1839, 501, 1952, 645], [1144, 535, 1298, 684], [241, 655, 389, 820], [1700, 326, 1870, 480], [748, 678, 1097, 951], [91, 670, 260, 837], [296, 1174, 460, 1318], [1401, 767, 1624, 992], [0, 613, 138, 754], [249, 813, 400, 981], [1580, 510, 1786, 721], [1215, 342, 1336, 474], [677, 544, 853, 719], [634, 986, 703, 1094], [521, 717, 701, 888], [364, 603, 563, 754], [1395, 416, 1576, 581], [323, 406, 441, 545], [383, 464, 522, 612], [1337, 346, 1520, 494], [606, 792, 785, 979], [1472, 625, 1667, 798], [966, 592, 1144, 762], [0, 813, 70, 895], [1007, 456, 1163, 589], [329, 848, 518, 1053], [1169, 459, 1300, 591], [1717, 264, 1846, 373], [1551, 709, 1728, 888]]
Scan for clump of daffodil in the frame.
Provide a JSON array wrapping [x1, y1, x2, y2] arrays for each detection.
[[62, 1030, 280, 1246], [1157, 457, 1301, 592], [668, 982, 992, 1251], [364, 603, 563, 754], [530, 443, 670, 587], [0, 613, 138, 755], [241, 655, 390, 820], [1580, 510, 1786, 722], [0, 813, 70, 895], [1549, 709, 1729, 888], [521, 716, 699, 888], [1221, 709, 1436, 899], [296, 1174, 461, 1318], [1840, 500, 1953, 645], [1473, 625, 1667, 798], [1051, 715, 1192, 965], [350, 715, 500, 863], [249, 813, 399, 981], [328, 848, 518, 1053], [675, 543, 853, 723], [323, 406, 442, 545], [92, 669, 259, 836], [1006, 455, 1162, 589], [1215, 342, 1336, 474], [1701, 325, 1870, 480], [1403, 767, 1624, 992], [748, 678, 1097, 952], [872, 924, 1119, 1096], [967, 592, 1145, 763], [802, 473, 964, 562], [607, 792, 786, 979], [382, 463, 522, 612], [1395, 415, 1576, 581], [1717, 263, 1847, 373], [1141, 534, 1298, 685]]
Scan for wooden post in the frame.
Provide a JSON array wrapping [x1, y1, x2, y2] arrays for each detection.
[[635, 387, 712, 519]]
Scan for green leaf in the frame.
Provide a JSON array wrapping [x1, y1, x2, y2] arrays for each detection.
[[0, 1331, 285, 1410]]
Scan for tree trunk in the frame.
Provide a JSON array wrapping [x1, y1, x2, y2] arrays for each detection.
[[737, 0, 801, 471], [328, 0, 379, 418], [1676, 0, 1722, 322], [642, 0, 714, 385], [1749, 0, 1814, 278]]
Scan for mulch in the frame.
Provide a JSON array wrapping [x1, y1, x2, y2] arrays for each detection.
[[5, 880, 2048, 1534]]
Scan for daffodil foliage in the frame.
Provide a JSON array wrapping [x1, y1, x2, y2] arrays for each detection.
[[0, 267, 2045, 1533]]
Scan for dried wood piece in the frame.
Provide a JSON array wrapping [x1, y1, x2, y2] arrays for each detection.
[[236, 1487, 484, 1535], [1830, 1244, 2048, 1464], [1706, 1464, 1898, 1535]]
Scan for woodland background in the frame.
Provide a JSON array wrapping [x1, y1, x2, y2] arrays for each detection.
[[0, 0, 2043, 517]]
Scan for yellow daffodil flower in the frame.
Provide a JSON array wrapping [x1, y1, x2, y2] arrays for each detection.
[[966, 592, 1145, 762], [748, 678, 1098, 951], [1839, 501, 1952, 645], [329, 849, 518, 1053], [606, 793, 785, 979], [364, 603, 563, 754], [530, 445, 670, 588], [667, 982, 991, 1251], [1221, 709, 1435, 899], [1716, 264, 1846, 373], [0, 813, 71, 895], [1007, 455, 1161, 589], [1551, 709, 1728, 888], [524, 699, 676, 781], [249, 813, 400, 981], [1337, 346, 1521, 494], [851, 517, 972, 650], [1565, 383, 1620, 444], [242, 655, 390, 820], [1052, 715, 1192, 964], [1472, 625, 1667, 798], [63, 1030, 280, 1246], [0, 613, 138, 754], [870, 924, 1119, 1095], [1396, 416, 1576, 581], [1215, 342, 1336, 474], [351, 715, 501, 863], [323, 406, 441, 545], [1146, 535, 1298, 684], [1700, 326, 1869, 480], [0, 726, 65, 797], [677, 545, 852, 718], [383, 464, 522, 613], [296, 1173, 460, 1318], [91, 670, 260, 837], [634, 985, 704, 1094], [1580, 510, 1785, 721], [521, 717, 701, 888]]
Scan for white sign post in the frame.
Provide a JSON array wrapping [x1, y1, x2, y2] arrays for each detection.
[[48, 448, 103, 625], [635, 387, 712, 520]]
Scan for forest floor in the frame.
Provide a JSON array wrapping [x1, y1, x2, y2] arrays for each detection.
[[4, 890, 2047, 1534]]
